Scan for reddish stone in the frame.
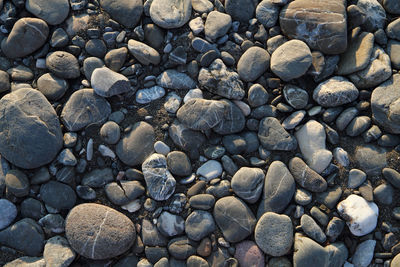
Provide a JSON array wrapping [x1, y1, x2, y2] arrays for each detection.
[[234, 240, 265, 267]]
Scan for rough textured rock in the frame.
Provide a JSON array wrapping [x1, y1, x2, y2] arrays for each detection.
[[313, 76, 359, 108], [65, 203, 135, 260], [354, 144, 387, 176], [204, 11, 232, 42], [100, 0, 142, 28], [0, 88, 63, 169], [357, 0, 386, 32], [279, 0, 347, 54], [258, 117, 297, 151], [213, 99, 245, 135]]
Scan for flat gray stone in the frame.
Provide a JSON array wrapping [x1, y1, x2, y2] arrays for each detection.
[[157, 69, 196, 90], [128, 39, 160, 65], [25, 0, 69, 25], [204, 11, 232, 42], [289, 157, 327, 193], [355, 144, 387, 176], [40, 181, 76, 210], [225, 0, 257, 22], [0, 199, 17, 230]]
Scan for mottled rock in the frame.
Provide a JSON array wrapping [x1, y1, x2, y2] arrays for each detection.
[[313, 76, 359, 108], [150, 0, 192, 29], [289, 157, 327, 193], [231, 167, 264, 204], [258, 117, 297, 151], [185, 210, 215, 241], [354, 144, 387, 175], [100, 0, 142, 28], [157, 69, 196, 90]]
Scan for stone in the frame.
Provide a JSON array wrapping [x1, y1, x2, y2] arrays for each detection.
[[104, 47, 128, 71], [1, 18, 49, 58], [157, 69, 196, 90], [164, 92, 182, 113], [116, 121, 155, 166], [142, 153, 176, 201], [337, 32, 374, 75], [225, 0, 257, 22], [351, 240, 376, 267], [177, 98, 226, 131], [167, 151, 192, 176], [234, 241, 264, 267], [257, 161, 295, 216], [237, 46, 270, 82], [25, 0, 69, 25], [300, 214, 326, 244], [282, 110, 306, 130], [100, 0, 142, 28], [213, 99, 245, 135], [348, 169, 367, 189], [187, 255, 209, 267], [357, 0, 386, 32], [348, 45, 391, 89], [185, 210, 215, 241], [0, 219, 44, 256], [128, 39, 160, 65], [231, 167, 264, 204], [293, 234, 328, 267], [371, 74, 400, 134], [198, 59, 245, 100], [0, 88, 63, 169], [374, 183, 393, 205], [313, 76, 359, 108], [3, 257, 46, 267], [283, 84, 308, 110], [0, 70, 10, 93], [136, 86, 165, 104], [168, 236, 196, 260], [189, 194, 215, 210], [46, 51, 80, 79], [383, 168, 400, 189], [196, 160, 222, 181], [40, 181, 76, 210], [100, 121, 120, 145], [83, 57, 104, 80], [258, 117, 297, 151], [255, 212, 293, 256], [105, 181, 145, 205], [81, 168, 113, 188], [37, 73, 68, 101], [256, 0, 279, 28], [43, 236, 75, 267], [279, 0, 347, 54], [85, 39, 107, 58], [214, 196, 256, 243], [205, 11, 231, 42], [0, 199, 17, 230], [5, 169, 29, 197], [157, 211, 185, 237], [337, 194, 378, 236], [169, 120, 206, 157], [270, 40, 312, 81], [346, 116, 371, 137], [91, 67, 131, 97], [65, 203, 135, 260], [142, 219, 168, 247], [150, 0, 192, 29], [248, 84, 269, 108], [191, 0, 213, 13], [61, 89, 111, 131], [354, 144, 387, 176], [189, 17, 204, 34], [289, 157, 327, 193]]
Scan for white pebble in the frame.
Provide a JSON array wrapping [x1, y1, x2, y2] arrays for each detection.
[[154, 141, 170, 155], [98, 145, 116, 159], [189, 17, 204, 34], [86, 138, 93, 161]]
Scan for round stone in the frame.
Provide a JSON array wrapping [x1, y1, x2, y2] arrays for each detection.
[[167, 151, 192, 177], [255, 212, 293, 256], [237, 47, 270, 82], [65, 203, 136, 260], [234, 241, 264, 267], [25, 0, 69, 25], [40, 181, 76, 210], [46, 51, 80, 79], [0, 88, 63, 169], [37, 73, 68, 101], [185, 210, 215, 241], [5, 169, 30, 197], [91, 67, 131, 97], [150, 0, 192, 29], [100, 0, 142, 28], [231, 167, 264, 204], [0, 199, 17, 230], [313, 76, 359, 107], [100, 121, 120, 145]]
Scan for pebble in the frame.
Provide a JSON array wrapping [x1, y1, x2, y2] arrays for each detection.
[[196, 160, 222, 181], [157, 211, 185, 237], [46, 51, 80, 79], [348, 169, 367, 189], [164, 92, 182, 113], [374, 183, 394, 205], [205, 11, 232, 42], [136, 86, 166, 104], [258, 117, 297, 151], [150, 0, 192, 29], [354, 144, 387, 176], [100, 121, 120, 145], [154, 141, 170, 155], [40, 181, 76, 210], [43, 236, 76, 267], [157, 69, 196, 90], [100, 0, 142, 28], [300, 214, 326, 244], [256, 0, 279, 28], [91, 67, 131, 97], [128, 39, 160, 65], [313, 76, 359, 107], [167, 151, 192, 177], [37, 73, 68, 101], [283, 84, 308, 110], [0, 199, 17, 230], [352, 240, 376, 267], [189, 17, 204, 34], [289, 157, 327, 193], [237, 46, 270, 82], [185, 210, 215, 241]]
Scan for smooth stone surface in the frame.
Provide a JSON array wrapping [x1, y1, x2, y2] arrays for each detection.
[[116, 121, 155, 166], [46, 51, 80, 79], [142, 153, 176, 201], [382, 168, 400, 189], [337, 194, 378, 236], [91, 67, 131, 97], [185, 210, 215, 241], [213, 99, 245, 135], [255, 212, 293, 256], [1, 18, 49, 58], [196, 160, 222, 181], [354, 144, 387, 176], [0, 88, 63, 169], [0, 199, 17, 230], [100, 0, 142, 28], [204, 11, 231, 42], [3, 257, 46, 267], [234, 241, 264, 267], [293, 234, 328, 267], [348, 169, 366, 189], [43, 236, 76, 267], [258, 117, 297, 151], [237, 46, 270, 82], [136, 86, 165, 104], [270, 40, 312, 81], [256, 0, 279, 28], [37, 73, 68, 101], [225, 0, 257, 22], [128, 39, 160, 65], [231, 167, 264, 204], [313, 76, 359, 107], [157, 211, 185, 237], [157, 69, 196, 90], [289, 157, 327, 193], [150, 0, 192, 29], [40, 181, 76, 210], [351, 240, 376, 267], [25, 0, 69, 25], [300, 214, 326, 243], [214, 196, 256, 243], [61, 89, 111, 131], [283, 84, 308, 110], [65, 203, 135, 260], [248, 84, 269, 108]]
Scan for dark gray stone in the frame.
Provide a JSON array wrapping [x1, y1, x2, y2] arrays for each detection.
[[213, 99, 245, 135], [300, 214, 326, 244], [40, 181, 76, 210], [354, 144, 387, 176], [258, 117, 297, 151], [25, 0, 69, 25], [237, 46, 270, 82], [289, 157, 327, 193], [100, 0, 142, 28], [168, 236, 197, 260], [185, 210, 215, 241], [231, 167, 264, 204], [169, 120, 206, 157], [81, 168, 113, 188], [46, 51, 80, 79], [105, 181, 145, 205], [167, 151, 192, 176], [37, 73, 68, 101], [225, 0, 257, 22], [0, 199, 17, 230]]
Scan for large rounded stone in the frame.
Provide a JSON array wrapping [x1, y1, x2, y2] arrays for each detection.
[[150, 0, 192, 29], [237, 46, 270, 82], [100, 0, 142, 28], [0, 88, 62, 169], [65, 203, 135, 260], [214, 196, 256, 243], [61, 89, 111, 131], [116, 121, 155, 166], [25, 0, 69, 25], [1, 18, 49, 58]]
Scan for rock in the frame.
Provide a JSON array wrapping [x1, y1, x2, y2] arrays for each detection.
[[231, 167, 264, 204], [205, 11, 231, 42], [185, 210, 215, 241], [313, 76, 359, 108], [1, 18, 49, 58], [337, 194, 378, 236], [105, 181, 144, 205], [169, 120, 206, 157], [348, 45, 391, 89], [46, 51, 80, 79], [37, 73, 68, 101], [116, 121, 155, 166], [300, 214, 326, 243], [357, 0, 386, 32], [348, 169, 367, 188], [164, 92, 182, 113], [166, 151, 191, 176], [279, 0, 347, 54], [225, 0, 257, 22], [270, 40, 312, 81], [346, 116, 371, 137], [257, 161, 295, 216], [3, 257, 46, 267], [100, 121, 120, 145], [0, 70, 10, 93], [237, 46, 270, 82], [258, 117, 297, 151], [293, 234, 329, 267], [255, 212, 293, 256], [40, 181, 76, 210], [213, 99, 245, 135], [374, 183, 393, 205], [0, 88, 63, 169], [157, 69, 196, 90], [83, 57, 104, 80], [104, 47, 128, 71], [198, 59, 245, 100], [25, 0, 69, 25], [371, 74, 400, 134], [5, 169, 29, 197], [214, 196, 256, 243], [168, 236, 196, 260], [354, 144, 387, 176], [0, 199, 17, 230], [136, 86, 165, 104], [177, 98, 226, 131], [157, 211, 185, 237], [282, 110, 306, 130], [337, 32, 374, 75], [0, 219, 44, 256], [248, 84, 269, 108], [234, 241, 264, 267], [283, 84, 308, 110], [351, 240, 376, 267], [100, 0, 142, 28], [142, 153, 176, 201], [91, 67, 131, 97], [43, 236, 75, 267], [82, 168, 113, 188], [191, 0, 213, 13], [65, 203, 135, 260], [196, 160, 222, 181], [150, 0, 192, 29], [382, 168, 400, 189], [289, 157, 327, 193], [256, 0, 279, 28], [295, 120, 332, 173], [326, 217, 345, 241], [128, 39, 160, 65], [61, 89, 111, 131]]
